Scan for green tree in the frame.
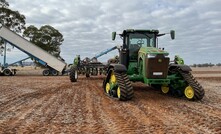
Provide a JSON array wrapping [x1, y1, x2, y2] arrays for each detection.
[[217, 63, 221, 66], [0, 0, 9, 7], [23, 25, 64, 58], [0, 0, 26, 55], [0, 0, 26, 33]]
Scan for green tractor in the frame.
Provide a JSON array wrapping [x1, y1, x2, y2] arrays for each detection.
[[103, 29, 204, 101]]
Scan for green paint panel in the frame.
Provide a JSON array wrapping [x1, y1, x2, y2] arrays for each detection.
[[139, 47, 169, 55], [127, 62, 138, 75], [129, 74, 143, 82], [144, 78, 170, 85]]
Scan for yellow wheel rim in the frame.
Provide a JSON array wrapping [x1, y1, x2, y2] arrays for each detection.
[[110, 72, 116, 83], [184, 86, 194, 99], [106, 83, 110, 94], [117, 87, 120, 98], [161, 85, 169, 94]]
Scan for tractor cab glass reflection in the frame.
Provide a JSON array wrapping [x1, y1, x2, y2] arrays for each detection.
[[128, 33, 155, 61]]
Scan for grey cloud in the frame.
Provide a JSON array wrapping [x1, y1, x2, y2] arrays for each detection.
[[2, 0, 221, 65]]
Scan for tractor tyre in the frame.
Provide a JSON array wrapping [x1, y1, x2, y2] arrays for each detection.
[[69, 66, 78, 82]]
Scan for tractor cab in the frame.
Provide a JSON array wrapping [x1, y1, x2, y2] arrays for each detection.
[[126, 30, 158, 62], [112, 30, 159, 75]]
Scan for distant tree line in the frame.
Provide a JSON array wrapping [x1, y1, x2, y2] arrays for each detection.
[[191, 63, 221, 67]]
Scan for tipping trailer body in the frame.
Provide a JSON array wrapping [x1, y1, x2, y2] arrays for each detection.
[[0, 26, 66, 73]]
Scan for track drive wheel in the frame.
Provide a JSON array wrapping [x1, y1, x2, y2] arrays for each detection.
[[117, 87, 121, 98], [161, 85, 169, 94], [105, 83, 110, 94], [103, 69, 134, 101], [179, 71, 205, 101], [69, 65, 78, 82], [184, 86, 194, 99]]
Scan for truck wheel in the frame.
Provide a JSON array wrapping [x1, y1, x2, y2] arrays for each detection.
[[3, 69, 12, 76], [43, 69, 50, 76], [70, 66, 78, 82], [51, 70, 59, 76]]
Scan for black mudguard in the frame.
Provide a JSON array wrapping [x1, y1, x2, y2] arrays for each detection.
[[103, 64, 127, 89], [108, 64, 127, 73], [169, 64, 192, 72]]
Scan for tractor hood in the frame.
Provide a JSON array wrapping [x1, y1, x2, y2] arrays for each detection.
[[139, 47, 169, 56]]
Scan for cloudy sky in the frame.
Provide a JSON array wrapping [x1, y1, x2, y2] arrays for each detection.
[[1, 0, 221, 65]]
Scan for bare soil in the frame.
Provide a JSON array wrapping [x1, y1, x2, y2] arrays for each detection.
[[0, 67, 221, 134]]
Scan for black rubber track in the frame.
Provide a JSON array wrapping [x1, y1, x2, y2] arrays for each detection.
[[179, 70, 205, 100], [114, 72, 134, 101], [69, 66, 77, 82]]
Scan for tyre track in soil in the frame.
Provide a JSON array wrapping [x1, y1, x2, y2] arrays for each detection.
[[0, 83, 71, 133], [89, 81, 144, 134], [0, 88, 17, 102], [47, 80, 90, 133], [79, 78, 189, 134], [119, 85, 191, 134], [131, 83, 221, 134], [0, 76, 73, 133], [168, 103, 221, 134], [0, 76, 221, 133], [71, 80, 148, 133]]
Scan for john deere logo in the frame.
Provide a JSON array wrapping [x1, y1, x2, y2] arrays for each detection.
[[158, 59, 162, 62]]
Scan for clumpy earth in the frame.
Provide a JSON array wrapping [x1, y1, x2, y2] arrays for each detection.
[[0, 68, 220, 134]]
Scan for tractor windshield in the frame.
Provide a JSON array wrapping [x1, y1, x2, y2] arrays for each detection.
[[128, 33, 155, 61], [129, 33, 155, 48]]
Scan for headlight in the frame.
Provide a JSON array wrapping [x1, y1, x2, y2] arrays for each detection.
[[147, 53, 157, 58], [147, 53, 169, 58]]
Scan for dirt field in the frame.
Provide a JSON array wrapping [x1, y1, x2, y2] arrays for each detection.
[[0, 67, 221, 134]]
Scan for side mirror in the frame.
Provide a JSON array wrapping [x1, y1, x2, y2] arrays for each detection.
[[170, 30, 175, 40], [112, 32, 116, 40]]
